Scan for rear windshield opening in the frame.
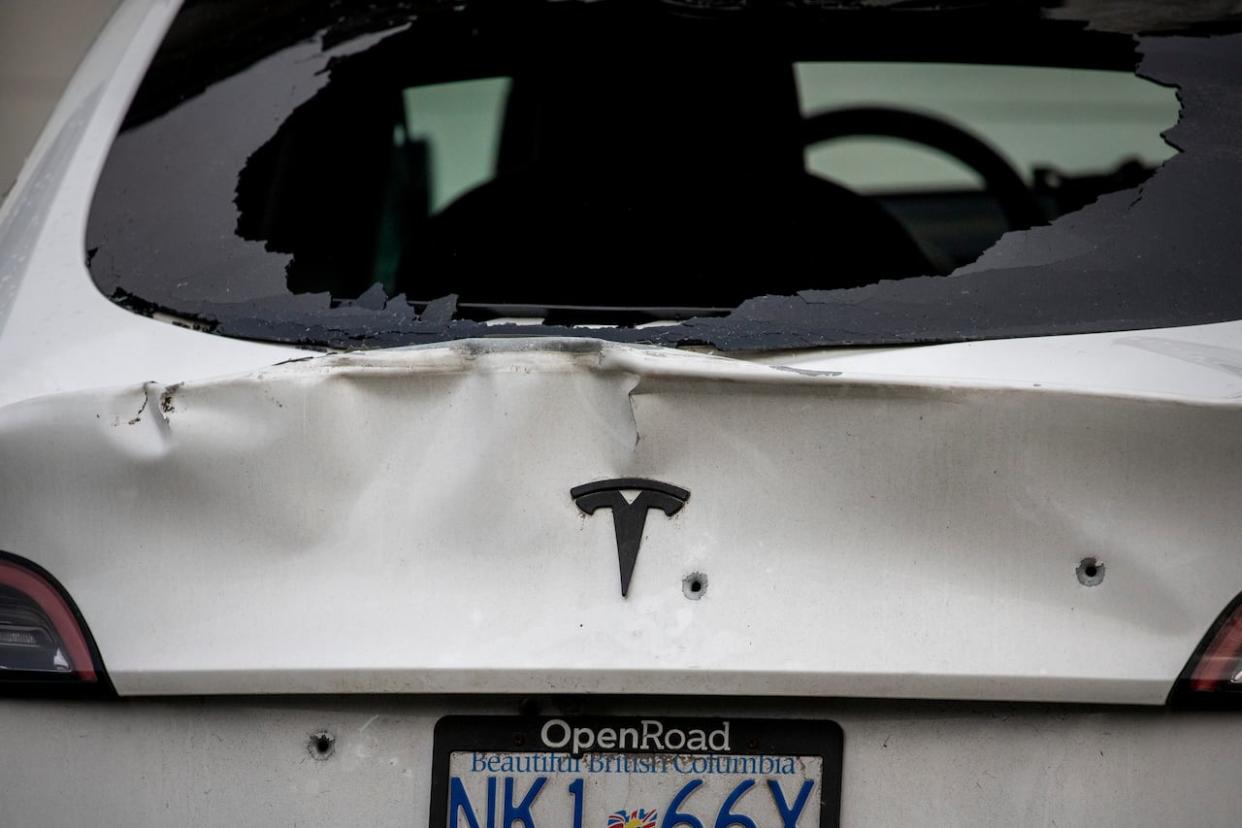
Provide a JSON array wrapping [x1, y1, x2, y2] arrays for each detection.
[[85, 1, 1242, 350], [238, 58, 1175, 315]]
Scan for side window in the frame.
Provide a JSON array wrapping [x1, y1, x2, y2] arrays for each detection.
[[402, 77, 512, 213], [374, 77, 512, 289]]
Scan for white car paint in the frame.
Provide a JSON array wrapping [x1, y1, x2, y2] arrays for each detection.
[[2, 696, 1241, 826], [3, 3, 1242, 826], [1, 0, 1241, 703], [1, 339, 1241, 701]]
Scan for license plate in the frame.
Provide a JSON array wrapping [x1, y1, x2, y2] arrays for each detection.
[[429, 716, 842, 827]]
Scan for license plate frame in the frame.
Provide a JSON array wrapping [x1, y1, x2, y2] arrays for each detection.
[[428, 715, 843, 827]]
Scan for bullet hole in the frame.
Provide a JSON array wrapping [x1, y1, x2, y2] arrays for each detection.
[[308, 730, 336, 760], [1077, 557, 1105, 587], [683, 572, 708, 600]]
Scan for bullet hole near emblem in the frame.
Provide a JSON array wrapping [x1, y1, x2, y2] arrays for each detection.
[[1077, 557, 1105, 587], [308, 731, 336, 760], [683, 572, 707, 600]]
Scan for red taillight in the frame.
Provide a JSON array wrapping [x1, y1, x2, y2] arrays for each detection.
[[0, 553, 107, 692], [1172, 593, 1242, 705]]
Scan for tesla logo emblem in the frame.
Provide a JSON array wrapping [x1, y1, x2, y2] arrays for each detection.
[[571, 478, 690, 597]]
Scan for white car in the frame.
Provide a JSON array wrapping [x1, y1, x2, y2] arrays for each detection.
[[2, 0, 1241, 825]]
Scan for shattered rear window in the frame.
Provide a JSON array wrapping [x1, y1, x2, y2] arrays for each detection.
[[85, 0, 1242, 351]]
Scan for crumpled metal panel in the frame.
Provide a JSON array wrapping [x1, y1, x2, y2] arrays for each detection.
[[0, 338, 1239, 701]]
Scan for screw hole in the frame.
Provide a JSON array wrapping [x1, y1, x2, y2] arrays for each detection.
[[682, 572, 708, 600]]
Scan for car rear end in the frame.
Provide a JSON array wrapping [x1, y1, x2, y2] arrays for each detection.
[[2, 0, 1242, 825]]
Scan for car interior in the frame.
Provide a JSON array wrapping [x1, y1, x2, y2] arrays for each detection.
[[226, 2, 1172, 324]]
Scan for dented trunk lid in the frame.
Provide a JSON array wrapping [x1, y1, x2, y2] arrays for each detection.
[[0, 339, 1239, 702]]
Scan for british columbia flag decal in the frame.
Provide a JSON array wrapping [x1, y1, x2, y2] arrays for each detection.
[[607, 808, 658, 828]]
